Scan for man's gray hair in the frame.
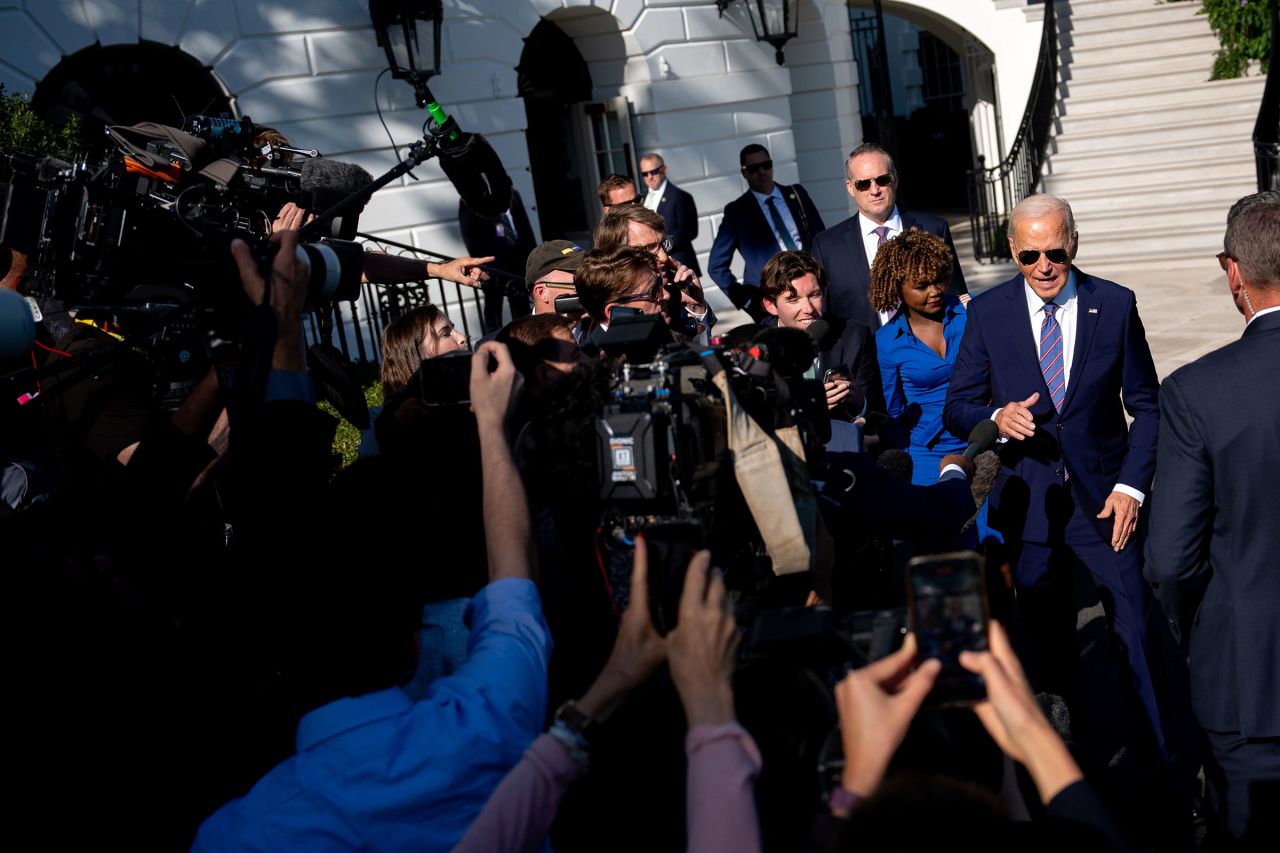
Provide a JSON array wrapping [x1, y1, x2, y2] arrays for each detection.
[[639, 152, 665, 167], [1008, 194, 1076, 238], [1224, 190, 1280, 287], [845, 142, 896, 181]]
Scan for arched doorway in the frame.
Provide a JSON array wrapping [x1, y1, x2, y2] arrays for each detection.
[[33, 41, 235, 158], [849, 5, 988, 211], [518, 13, 634, 246]]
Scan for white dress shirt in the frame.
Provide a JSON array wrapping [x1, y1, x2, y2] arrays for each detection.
[[992, 270, 1143, 503], [1247, 304, 1280, 326], [752, 187, 802, 251], [862, 208, 903, 325], [644, 180, 666, 213]]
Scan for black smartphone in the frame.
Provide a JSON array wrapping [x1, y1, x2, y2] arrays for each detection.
[[905, 551, 989, 706], [641, 521, 704, 636]]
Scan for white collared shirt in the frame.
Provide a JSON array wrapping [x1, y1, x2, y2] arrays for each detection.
[[862, 208, 904, 325], [1247, 304, 1280, 326], [644, 180, 667, 213], [752, 186, 802, 251]]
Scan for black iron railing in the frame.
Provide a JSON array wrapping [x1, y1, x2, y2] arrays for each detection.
[[966, 2, 1059, 262], [303, 234, 526, 365], [1254, 0, 1280, 191]]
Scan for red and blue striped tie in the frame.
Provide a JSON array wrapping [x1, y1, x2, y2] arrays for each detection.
[[1039, 303, 1065, 411]]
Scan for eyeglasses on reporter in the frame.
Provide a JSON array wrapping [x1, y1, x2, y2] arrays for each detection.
[[636, 235, 675, 256], [851, 173, 894, 192], [1016, 247, 1072, 266]]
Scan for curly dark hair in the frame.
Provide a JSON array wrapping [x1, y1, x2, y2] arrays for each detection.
[[869, 231, 952, 313]]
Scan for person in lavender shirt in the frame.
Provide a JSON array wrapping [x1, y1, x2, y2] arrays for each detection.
[[456, 537, 763, 853]]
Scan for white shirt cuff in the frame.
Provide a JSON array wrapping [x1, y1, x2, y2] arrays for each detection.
[[989, 409, 1009, 443], [1112, 483, 1145, 506], [940, 464, 967, 480]]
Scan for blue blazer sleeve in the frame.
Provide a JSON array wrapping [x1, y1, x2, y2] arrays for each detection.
[[1115, 291, 1160, 495], [943, 297, 995, 440], [1143, 373, 1213, 640], [708, 209, 740, 293]]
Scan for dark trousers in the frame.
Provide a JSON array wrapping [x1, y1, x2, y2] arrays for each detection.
[[1204, 730, 1280, 847], [1009, 494, 1168, 760]]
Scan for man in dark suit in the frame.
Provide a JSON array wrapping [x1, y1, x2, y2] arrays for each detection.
[[811, 143, 967, 331], [708, 144, 825, 320], [943, 194, 1167, 759], [1145, 191, 1280, 845], [759, 249, 884, 424], [459, 188, 535, 331], [638, 153, 700, 274]]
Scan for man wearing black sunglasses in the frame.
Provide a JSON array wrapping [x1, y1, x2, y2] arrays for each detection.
[[811, 143, 967, 331], [944, 193, 1169, 769], [638, 153, 701, 275], [708, 143, 825, 320]]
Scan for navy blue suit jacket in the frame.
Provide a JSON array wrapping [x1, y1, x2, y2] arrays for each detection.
[[708, 183, 825, 295], [816, 316, 886, 422], [652, 181, 701, 275], [810, 210, 967, 330], [943, 271, 1160, 545], [1144, 310, 1280, 738]]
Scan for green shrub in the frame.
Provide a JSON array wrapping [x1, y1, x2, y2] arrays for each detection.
[[319, 380, 384, 469], [0, 85, 82, 161], [1193, 0, 1274, 80]]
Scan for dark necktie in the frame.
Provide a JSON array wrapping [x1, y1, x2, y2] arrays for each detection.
[[1039, 303, 1066, 410], [766, 197, 797, 251]]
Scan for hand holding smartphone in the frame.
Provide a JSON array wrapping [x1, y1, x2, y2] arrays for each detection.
[[905, 551, 990, 706]]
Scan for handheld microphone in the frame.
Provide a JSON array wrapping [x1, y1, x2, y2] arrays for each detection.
[[878, 448, 914, 483], [963, 419, 1000, 462], [805, 318, 829, 347]]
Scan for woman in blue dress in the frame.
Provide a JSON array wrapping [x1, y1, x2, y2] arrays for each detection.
[[871, 231, 971, 487]]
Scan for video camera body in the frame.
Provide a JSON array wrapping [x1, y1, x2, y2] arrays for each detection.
[[1, 115, 370, 409], [594, 318, 830, 621], [0, 115, 366, 315]]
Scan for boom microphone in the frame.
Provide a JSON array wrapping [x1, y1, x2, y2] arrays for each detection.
[[299, 158, 374, 239], [436, 131, 513, 219], [963, 419, 1000, 462]]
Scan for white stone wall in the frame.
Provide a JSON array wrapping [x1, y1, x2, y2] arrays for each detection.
[[0, 0, 866, 280]]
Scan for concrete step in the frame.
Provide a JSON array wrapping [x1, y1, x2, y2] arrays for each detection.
[[1059, 15, 1208, 49], [1050, 113, 1253, 156], [1063, 31, 1219, 66], [1063, 0, 1191, 17], [1056, 87, 1262, 135], [1064, 64, 1213, 100], [1072, 203, 1234, 236], [1064, 50, 1211, 85], [1060, 176, 1257, 218], [1047, 135, 1254, 170], [1066, 1, 1199, 34], [1042, 157, 1250, 194], [1075, 223, 1226, 264], [1060, 75, 1265, 117]]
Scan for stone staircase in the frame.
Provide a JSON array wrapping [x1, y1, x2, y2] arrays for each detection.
[[1043, 0, 1265, 267]]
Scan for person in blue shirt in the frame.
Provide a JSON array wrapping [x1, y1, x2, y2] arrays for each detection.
[[193, 340, 552, 852], [871, 231, 971, 488]]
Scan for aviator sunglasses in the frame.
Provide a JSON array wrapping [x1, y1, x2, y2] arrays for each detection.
[[1016, 248, 1072, 266], [852, 173, 894, 192], [743, 159, 773, 174]]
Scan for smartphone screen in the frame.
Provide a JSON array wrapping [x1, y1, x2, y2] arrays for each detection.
[[906, 551, 989, 705], [642, 521, 704, 636]]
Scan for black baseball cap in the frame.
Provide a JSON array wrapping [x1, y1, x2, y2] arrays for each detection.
[[525, 240, 585, 288]]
